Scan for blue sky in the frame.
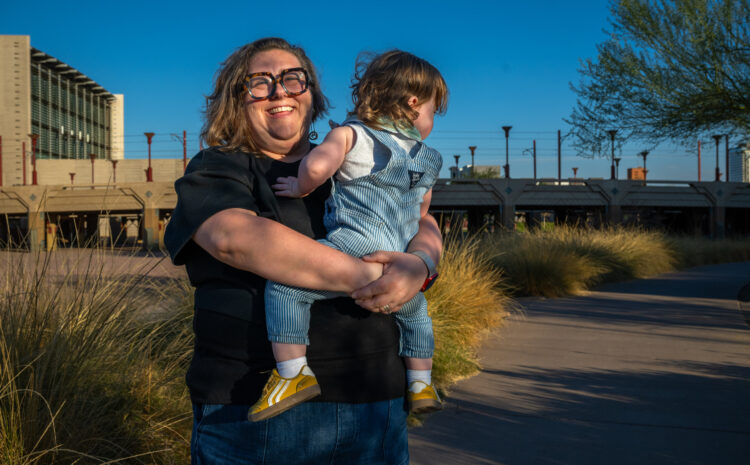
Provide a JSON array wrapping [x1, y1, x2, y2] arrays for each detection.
[[2, 0, 711, 180]]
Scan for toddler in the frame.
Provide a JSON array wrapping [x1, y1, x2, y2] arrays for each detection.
[[250, 50, 447, 422]]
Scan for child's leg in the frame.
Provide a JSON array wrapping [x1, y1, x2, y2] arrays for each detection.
[[392, 293, 434, 361], [251, 280, 342, 422], [264, 279, 341, 373], [392, 294, 441, 413], [251, 238, 350, 422]]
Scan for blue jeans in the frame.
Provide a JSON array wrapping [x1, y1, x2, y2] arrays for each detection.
[[191, 398, 409, 465]]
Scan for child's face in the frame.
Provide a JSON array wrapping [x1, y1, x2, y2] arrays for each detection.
[[410, 96, 437, 140]]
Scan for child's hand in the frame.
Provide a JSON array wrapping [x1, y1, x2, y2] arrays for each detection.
[[273, 176, 305, 198]]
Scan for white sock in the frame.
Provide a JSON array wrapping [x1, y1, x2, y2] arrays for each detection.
[[406, 369, 432, 386], [277, 356, 307, 378]]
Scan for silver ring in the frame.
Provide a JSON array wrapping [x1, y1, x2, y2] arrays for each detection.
[[382, 304, 391, 313]]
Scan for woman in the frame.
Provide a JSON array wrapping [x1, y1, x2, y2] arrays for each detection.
[[164, 37, 442, 464]]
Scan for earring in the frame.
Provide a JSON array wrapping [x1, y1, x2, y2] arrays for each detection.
[[308, 128, 318, 140]]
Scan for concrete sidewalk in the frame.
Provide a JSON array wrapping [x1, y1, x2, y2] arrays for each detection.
[[409, 262, 750, 465]]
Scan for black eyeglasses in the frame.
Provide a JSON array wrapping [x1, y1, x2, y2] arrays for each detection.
[[242, 67, 310, 101]]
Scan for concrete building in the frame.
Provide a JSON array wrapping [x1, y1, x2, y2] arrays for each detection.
[[628, 167, 647, 180], [0, 35, 129, 187], [728, 141, 750, 183], [0, 35, 185, 251]]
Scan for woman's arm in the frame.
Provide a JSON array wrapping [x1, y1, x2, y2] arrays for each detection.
[[351, 190, 442, 312], [193, 207, 381, 293]]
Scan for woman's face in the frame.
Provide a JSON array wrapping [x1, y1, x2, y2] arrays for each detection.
[[244, 49, 313, 159]]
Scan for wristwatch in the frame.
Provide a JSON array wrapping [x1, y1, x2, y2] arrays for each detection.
[[410, 250, 439, 292]]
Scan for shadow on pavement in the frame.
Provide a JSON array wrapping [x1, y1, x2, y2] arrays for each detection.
[[524, 293, 749, 333], [595, 262, 750, 301], [739, 281, 750, 327], [411, 363, 750, 465]]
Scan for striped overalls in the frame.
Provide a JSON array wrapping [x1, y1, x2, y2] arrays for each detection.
[[265, 121, 443, 359]]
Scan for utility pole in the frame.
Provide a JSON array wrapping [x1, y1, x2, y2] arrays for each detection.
[[533, 140, 537, 180], [558, 130, 562, 182], [172, 131, 188, 171], [453, 154, 460, 178], [502, 126, 512, 178], [468, 146, 476, 178]]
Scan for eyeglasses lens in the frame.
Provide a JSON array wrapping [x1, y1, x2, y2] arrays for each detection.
[[281, 70, 307, 95], [246, 69, 308, 99]]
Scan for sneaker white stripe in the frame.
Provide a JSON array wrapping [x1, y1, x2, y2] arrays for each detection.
[[267, 379, 287, 407], [273, 380, 291, 405]]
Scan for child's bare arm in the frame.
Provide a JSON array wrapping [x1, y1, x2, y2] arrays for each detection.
[[273, 126, 355, 198], [419, 188, 433, 219]]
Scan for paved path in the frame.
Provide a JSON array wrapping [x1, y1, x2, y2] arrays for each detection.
[[409, 262, 750, 465]]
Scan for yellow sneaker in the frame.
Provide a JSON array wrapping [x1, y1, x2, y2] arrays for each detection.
[[408, 381, 443, 414], [248, 365, 321, 422]]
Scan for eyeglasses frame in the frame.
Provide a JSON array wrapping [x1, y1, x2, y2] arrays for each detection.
[[242, 67, 310, 101]]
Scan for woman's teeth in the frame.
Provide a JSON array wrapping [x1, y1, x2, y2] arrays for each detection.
[[269, 106, 293, 114]]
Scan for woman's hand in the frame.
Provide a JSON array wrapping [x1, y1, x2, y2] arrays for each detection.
[[350, 251, 428, 313]]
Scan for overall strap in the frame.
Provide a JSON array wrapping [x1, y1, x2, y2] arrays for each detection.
[[344, 119, 418, 164]]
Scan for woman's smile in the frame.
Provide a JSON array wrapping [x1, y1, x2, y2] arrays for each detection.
[[267, 104, 295, 116]]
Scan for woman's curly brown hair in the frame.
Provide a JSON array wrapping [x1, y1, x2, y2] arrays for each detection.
[[350, 50, 448, 130], [201, 37, 329, 153]]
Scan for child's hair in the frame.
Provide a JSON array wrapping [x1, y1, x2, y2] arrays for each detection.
[[350, 50, 448, 130]]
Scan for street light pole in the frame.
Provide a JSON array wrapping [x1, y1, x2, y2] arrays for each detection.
[[502, 126, 512, 178], [144, 132, 155, 182], [29, 133, 39, 185], [468, 146, 476, 178], [22, 141, 26, 186], [639, 150, 649, 180], [453, 154, 460, 178], [725, 135, 729, 182], [89, 153, 97, 188], [712, 135, 722, 181], [607, 129, 617, 180]]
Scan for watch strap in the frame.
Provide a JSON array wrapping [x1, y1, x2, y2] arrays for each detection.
[[410, 250, 437, 278]]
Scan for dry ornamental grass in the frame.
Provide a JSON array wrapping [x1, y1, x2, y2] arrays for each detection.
[[2, 225, 748, 460]]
